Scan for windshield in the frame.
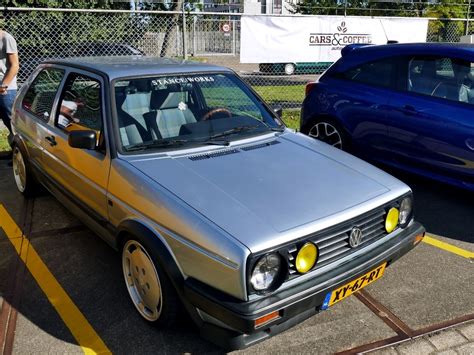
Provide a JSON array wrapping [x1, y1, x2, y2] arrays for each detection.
[[113, 73, 283, 153]]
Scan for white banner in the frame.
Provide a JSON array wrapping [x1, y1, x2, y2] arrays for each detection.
[[240, 16, 429, 63]]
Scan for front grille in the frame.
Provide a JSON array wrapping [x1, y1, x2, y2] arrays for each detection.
[[287, 205, 394, 278]]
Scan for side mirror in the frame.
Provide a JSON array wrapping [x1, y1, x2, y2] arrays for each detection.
[[68, 130, 97, 150], [272, 105, 283, 119]]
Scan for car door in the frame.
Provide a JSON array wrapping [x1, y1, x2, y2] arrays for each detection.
[[326, 56, 401, 158], [15, 67, 65, 169], [40, 69, 111, 222], [386, 55, 474, 182]]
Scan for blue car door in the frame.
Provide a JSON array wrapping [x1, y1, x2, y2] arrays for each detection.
[[322, 57, 400, 157], [386, 55, 474, 185]]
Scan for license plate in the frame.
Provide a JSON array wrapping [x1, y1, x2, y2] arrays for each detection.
[[321, 263, 386, 310]]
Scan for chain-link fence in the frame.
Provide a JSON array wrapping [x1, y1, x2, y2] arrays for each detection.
[[2, 7, 472, 117]]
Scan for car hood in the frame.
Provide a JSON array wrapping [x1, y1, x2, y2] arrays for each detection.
[[128, 133, 408, 252]]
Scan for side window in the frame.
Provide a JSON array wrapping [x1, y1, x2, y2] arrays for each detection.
[[343, 58, 396, 88], [57, 74, 103, 133], [408, 56, 473, 105], [22, 68, 64, 120]]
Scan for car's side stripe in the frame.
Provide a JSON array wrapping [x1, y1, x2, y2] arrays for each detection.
[[0, 204, 111, 355]]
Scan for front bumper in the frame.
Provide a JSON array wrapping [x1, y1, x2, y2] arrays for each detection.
[[183, 221, 425, 350]]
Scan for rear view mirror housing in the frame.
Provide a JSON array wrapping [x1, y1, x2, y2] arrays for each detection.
[[68, 130, 97, 150]]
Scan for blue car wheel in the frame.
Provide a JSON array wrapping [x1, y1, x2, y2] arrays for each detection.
[[307, 117, 348, 151]]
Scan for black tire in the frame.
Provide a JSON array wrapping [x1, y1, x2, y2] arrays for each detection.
[[12, 144, 38, 197], [121, 236, 182, 328], [305, 117, 350, 151]]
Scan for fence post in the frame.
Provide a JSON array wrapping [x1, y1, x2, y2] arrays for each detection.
[[466, 0, 472, 35], [192, 16, 197, 56], [182, 3, 188, 59], [232, 19, 236, 56]]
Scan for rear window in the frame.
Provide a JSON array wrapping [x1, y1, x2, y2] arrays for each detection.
[[342, 58, 396, 88], [22, 68, 64, 120]]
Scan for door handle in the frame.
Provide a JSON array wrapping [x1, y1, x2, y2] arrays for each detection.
[[45, 136, 57, 146]]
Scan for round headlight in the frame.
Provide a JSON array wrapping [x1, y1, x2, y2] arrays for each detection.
[[399, 197, 413, 226], [385, 207, 399, 233], [250, 253, 282, 291], [295, 242, 318, 273]]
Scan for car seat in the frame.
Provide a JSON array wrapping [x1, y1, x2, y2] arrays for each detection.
[[144, 88, 197, 139], [411, 59, 438, 95], [121, 81, 151, 131], [115, 89, 152, 147]]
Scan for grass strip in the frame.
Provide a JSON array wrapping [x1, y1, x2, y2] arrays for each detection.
[[253, 85, 305, 104], [0, 129, 10, 152]]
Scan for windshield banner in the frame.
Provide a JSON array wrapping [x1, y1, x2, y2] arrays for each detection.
[[240, 16, 429, 63]]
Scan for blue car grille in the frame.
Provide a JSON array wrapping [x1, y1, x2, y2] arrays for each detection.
[[287, 206, 394, 278]]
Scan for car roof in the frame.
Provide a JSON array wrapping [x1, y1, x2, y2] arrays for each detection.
[[353, 42, 474, 55], [330, 42, 474, 72], [43, 56, 233, 80]]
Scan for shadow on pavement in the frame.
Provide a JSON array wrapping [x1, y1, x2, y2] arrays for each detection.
[[381, 167, 474, 244]]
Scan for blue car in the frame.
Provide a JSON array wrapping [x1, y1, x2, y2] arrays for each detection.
[[301, 43, 474, 191]]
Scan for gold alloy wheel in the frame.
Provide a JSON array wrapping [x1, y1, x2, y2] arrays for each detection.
[[122, 240, 163, 321], [12, 147, 27, 193], [308, 122, 343, 149]]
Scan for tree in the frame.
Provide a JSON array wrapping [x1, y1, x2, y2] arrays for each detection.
[[7, 0, 116, 8]]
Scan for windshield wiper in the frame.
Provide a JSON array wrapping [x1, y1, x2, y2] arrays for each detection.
[[202, 139, 230, 146], [207, 125, 262, 140], [269, 126, 285, 132], [124, 139, 189, 152]]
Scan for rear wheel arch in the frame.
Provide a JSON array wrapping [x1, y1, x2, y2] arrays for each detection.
[[302, 114, 352, 151], [11, 135, 38, 197], [12, 135, 30, 157]]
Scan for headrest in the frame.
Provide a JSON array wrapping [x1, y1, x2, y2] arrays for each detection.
[[128, 79, 151, 93], [421, 60, 436, 76], [150, 89, 170, 110], [115, 89, 127, 107]]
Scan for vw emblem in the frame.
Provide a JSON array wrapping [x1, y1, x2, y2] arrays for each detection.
[[349, 227, 363, 248]]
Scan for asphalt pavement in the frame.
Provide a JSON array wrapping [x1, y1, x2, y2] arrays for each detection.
[[0, 157, 473, 354]]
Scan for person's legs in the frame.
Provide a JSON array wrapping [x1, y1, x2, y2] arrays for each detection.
[[0, 90, 16, 137]]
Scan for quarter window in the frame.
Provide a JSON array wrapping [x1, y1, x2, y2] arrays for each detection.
[[57, 74, 103, 133], [343, 58, 396, 88], [22, 68, 64, 120], [408, 56, 474, 105]]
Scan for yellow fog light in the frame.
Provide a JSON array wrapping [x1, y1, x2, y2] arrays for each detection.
[[295, 242, 318, 273], [385, 207, 399, 233]]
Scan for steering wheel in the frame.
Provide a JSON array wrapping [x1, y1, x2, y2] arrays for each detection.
[[202, 107, 232, 121]]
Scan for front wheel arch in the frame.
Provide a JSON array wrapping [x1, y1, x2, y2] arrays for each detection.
[[116, 220, 204, 327], [117, 220, 184, 289]]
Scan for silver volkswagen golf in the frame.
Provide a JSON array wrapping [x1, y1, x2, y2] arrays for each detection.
[[11, 57, 425, 349]]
